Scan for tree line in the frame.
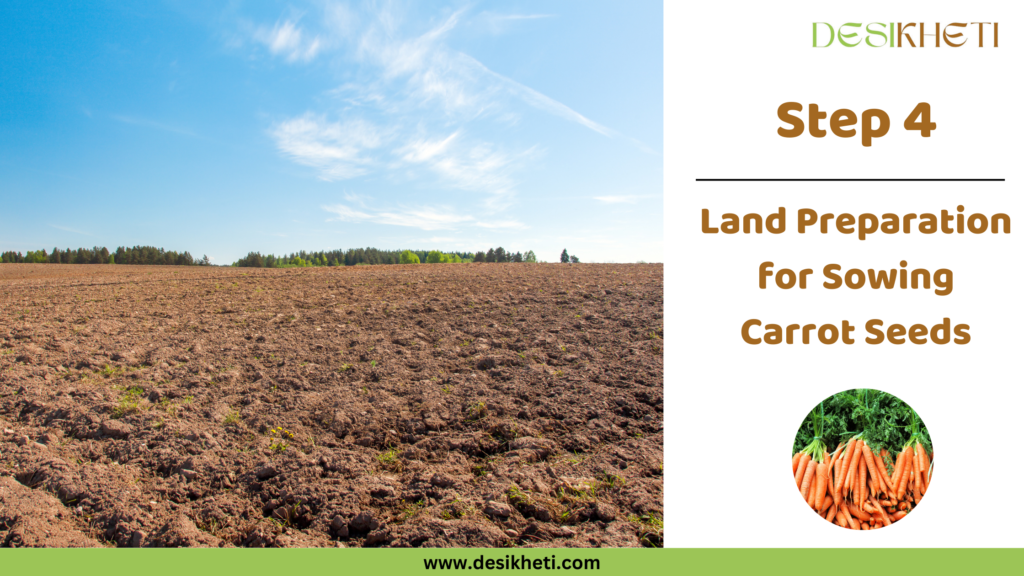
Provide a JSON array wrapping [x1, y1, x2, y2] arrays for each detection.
[[232, 247, 543, 268], [0, 246, 210, 266], [2, 245, 580, 267]]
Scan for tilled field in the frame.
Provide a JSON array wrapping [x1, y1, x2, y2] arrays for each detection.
[[0, 263, 663, 548]]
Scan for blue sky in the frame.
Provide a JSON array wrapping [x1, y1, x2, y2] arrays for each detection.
[[0, 1, 662, 264]]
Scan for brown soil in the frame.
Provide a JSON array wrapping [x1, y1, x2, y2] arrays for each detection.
[[0, 263, 663, 548]]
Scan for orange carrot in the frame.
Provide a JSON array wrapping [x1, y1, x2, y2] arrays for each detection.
[[917, 444, 925, 494], [893, 510, 908, 520], [848, 504, 871, 522], [858, 457, 867, 508], [808, 464, 820, 506], [795, 452, 811, 487], [793, 452, 803, 475], [870, 496, 892, 526], [873, 451, 896, 494], [822, 449, 834, 500], [915, 442, 929, 496], [891, 449, 907, 494], [800, 460, 817, 502], [825, 504, 837, 523], [838, 503, 853, 528], [909, 462, 917, 495], [853, 460, 861, 506], [837, 440, 856, 495], [828, 444, 844, 497], [845, 439, 863, 494], [852, 440, 867, 496], [896, 447, 912, 500], [814, 455, 828, 511]]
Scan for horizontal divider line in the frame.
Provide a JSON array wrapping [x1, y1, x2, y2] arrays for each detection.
[[695, 178, 1005, 182]]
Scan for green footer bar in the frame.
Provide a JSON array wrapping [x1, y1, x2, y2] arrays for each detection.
[[1, 549, 1020, 576]]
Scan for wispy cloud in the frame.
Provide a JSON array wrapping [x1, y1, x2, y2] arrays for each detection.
[[492, 14, 555, 21], [473, 219, 529, 230], [111, 115, 196, 137], [247, 2, 634, 216], [352, 10, 611, 135], [271, 114, 384, 180], [476, 12, 556, 34], [594, 195, 655, 205], [396, 132, 459, 164], [49, 224, 92, 236], [254, 20, 322, 62], [324, 203, 472, 231], [323, 202, 526, 232]]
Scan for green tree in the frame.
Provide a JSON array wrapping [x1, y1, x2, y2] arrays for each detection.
[[474, 251, 486, 262], [560, 249, 570, 263], [524, 250, 537, 263], [239, 252, 265, 268], [426, 250, 443, 264], [485, 248, 496, 262], [570, 255, 580, 264], [24, 249, 47, 263], [400, 250, 420, 264]]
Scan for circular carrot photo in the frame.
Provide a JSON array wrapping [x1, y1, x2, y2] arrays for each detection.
[[792, 389, 933, 530]]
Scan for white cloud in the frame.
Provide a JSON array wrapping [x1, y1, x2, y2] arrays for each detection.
[[353, 11, 610, 136], [271, 114, 384, 180], [322, 203, 525, 232], [397, 132, 459, 163], [324, 203, 472, 231], [429, 143, 518, 195], [250, 3, 642, 218], [594, 195, 657, 204], [322, 203, 373, 221], [499, 77, 613, 137], [255, 20, 322, 62], [487, 13, 555, 21], [476, 12, 555, 35], [474, 220, 528, 230]]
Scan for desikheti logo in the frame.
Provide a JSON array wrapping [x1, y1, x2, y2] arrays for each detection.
[[813, 22, 998, 47]]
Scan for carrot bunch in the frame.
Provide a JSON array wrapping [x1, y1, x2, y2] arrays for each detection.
[[792, 406, 831, 514], [796, 433, 933, 529]]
